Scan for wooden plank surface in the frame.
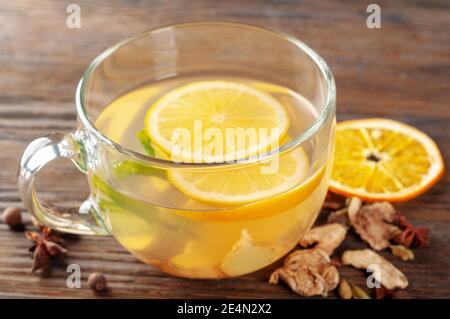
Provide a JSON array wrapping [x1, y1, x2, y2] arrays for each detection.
[[0, 0, 449, 298]]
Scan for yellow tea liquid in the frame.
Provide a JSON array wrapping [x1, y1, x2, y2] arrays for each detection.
[[91, 76, 331, 278]]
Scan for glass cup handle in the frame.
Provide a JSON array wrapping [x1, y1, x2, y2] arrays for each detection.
[[17, 132, 108, 235]]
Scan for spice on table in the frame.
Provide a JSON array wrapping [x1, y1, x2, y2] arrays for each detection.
[[338, 279, 352, 299], [342, 249, 408, 290], [351, 284, 371, 299], [394, 214, 430, 248], [25, 227, 67, 272], [269, 248, 339, 297], [270, 194, 429, 298], [347, 197, 362, 217], [348, 201, 402, 251], [88, 272, 108, 292], [1, 207, 23, 228], [389, 244, 414, 261], [327, 207, 349, 225]]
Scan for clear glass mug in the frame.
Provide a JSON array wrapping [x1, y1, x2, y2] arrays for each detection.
[[18, 22, 336, 279]]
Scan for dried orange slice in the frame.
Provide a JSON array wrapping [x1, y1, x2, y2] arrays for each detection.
[[330, 118, 444, 202]]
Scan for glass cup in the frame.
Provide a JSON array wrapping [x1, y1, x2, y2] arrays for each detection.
[[18, 22, 336, 279]]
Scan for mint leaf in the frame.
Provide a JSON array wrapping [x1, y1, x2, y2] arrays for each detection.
[[113, 160, 164, 179], [137, 129, 155, 156], [93, 175, 149, 212], [111, 130, 163, 179]]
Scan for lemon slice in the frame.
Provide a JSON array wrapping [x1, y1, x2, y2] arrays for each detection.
[[145, 80, 289, 163], [330, 118, 445, 202], [169, 147, 310, 205]]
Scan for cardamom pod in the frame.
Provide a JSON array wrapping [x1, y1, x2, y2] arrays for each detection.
[[338, 279, 352, 299], [351, 284, 371, 299]]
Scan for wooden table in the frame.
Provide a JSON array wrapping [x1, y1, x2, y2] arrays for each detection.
[[0, 0, 449, 298]]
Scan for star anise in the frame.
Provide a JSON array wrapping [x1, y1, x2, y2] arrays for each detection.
[[25, 227, 68, 272], [394, 214, 430, 248]]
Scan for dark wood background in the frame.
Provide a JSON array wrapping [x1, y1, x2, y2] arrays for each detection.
[[0, 0, 449, 298]]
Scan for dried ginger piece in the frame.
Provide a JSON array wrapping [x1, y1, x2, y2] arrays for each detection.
[[269, 248, 339, 297], [299, 223, 348, 256], [347, 197, 362, 218], [342, 249, 408, 290], [326, 197, 360, 225], [327, 207, 349, 225], [389, 244, 414, 261], [349, 201, 402, 250]]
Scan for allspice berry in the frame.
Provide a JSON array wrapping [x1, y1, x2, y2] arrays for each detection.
[[2, 207, 22, 228], [88, 272, 107, 292]]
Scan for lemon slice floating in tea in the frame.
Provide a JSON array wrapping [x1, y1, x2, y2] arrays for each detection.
[[168, 147, 310, 205], [145, 80, 289, 163], [144, 80, 316, 206], [330, 118, 444, 202]]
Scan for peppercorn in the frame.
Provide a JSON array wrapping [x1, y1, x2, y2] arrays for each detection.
[[88, 272, 108, 292], [2, 207, 22, 228]]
